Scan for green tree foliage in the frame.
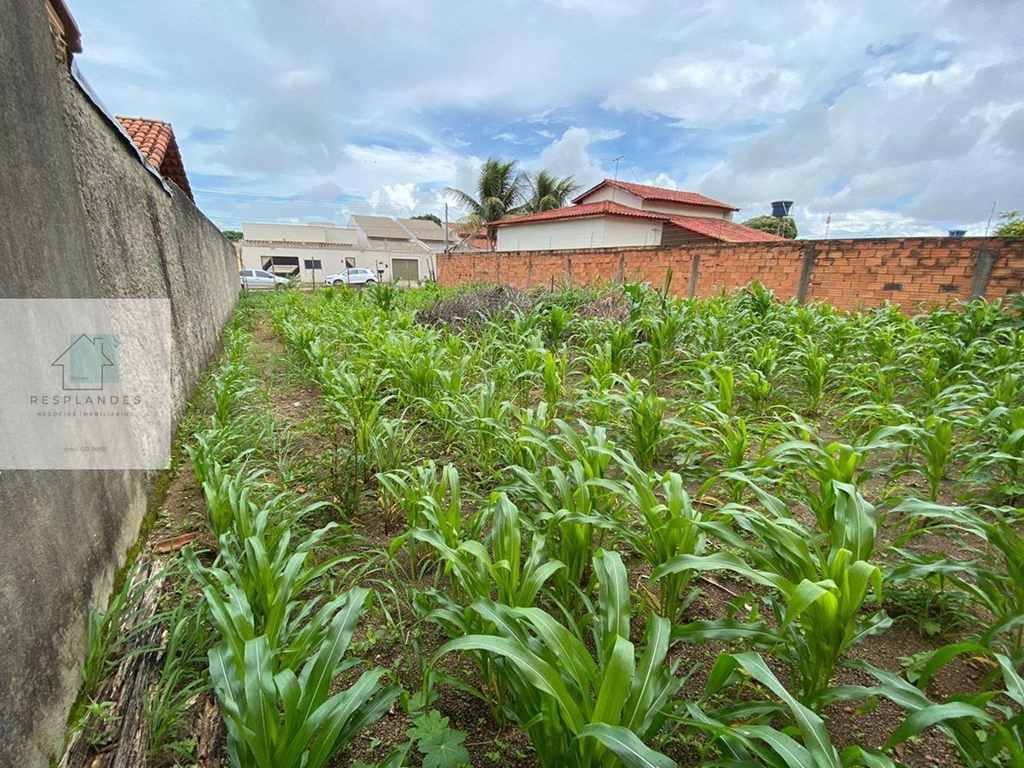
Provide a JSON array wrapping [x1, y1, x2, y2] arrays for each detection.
[[222, 230, 243, 242], [742, 215, 798, 239], [445, 157, 530, 248], [524, 170, 581, 213], [995, 210, 1024, 237], [411, 213, 442, 227]]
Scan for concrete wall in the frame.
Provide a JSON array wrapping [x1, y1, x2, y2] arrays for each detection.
[[437, 237, 1024, 311], [0, 2, 238, 765], [496, 216, 663, 252]]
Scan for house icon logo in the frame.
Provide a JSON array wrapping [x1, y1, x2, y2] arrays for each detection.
[[51, 334, 119, 391]]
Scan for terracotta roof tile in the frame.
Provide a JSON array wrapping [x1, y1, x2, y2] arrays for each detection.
[[490, 200, 785, 243], [573, 179, 739, 211], [667, 216, 786, 243], [115, 115, 193, 201]]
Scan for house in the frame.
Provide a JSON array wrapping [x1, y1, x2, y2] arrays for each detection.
[[491, 179, 784, 251], [115, 117, 194, 201], [240, 218, 439, 284], [448, 222, 490, 252]]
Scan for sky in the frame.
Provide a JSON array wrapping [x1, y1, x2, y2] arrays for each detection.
[[69, 0, 1024, 238]]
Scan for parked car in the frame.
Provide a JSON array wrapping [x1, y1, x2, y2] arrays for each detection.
[[239, 269, 291, 290], [324, 268, 378, 287]]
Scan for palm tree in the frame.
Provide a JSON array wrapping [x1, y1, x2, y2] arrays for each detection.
[[446, 157, 530, 249], [524, 170, 581, 213]]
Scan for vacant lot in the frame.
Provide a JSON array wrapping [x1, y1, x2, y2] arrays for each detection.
[[70, 282, 1024, 768]]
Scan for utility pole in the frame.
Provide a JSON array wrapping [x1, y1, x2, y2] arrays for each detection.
[[444, 203, 449, 252]]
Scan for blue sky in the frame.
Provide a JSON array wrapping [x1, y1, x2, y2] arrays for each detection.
[[69, 0, 1024, 237]]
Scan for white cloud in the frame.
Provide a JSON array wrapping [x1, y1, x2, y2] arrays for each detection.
[[69, 0, 1024, 236]]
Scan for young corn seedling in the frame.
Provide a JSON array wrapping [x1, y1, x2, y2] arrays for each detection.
[[685, 651, 894, 767], [598, 453, 713, 624], [890, 500, 1024, 661], [409, 493, 564, 707], [505, 459, 610, 608], [437, 550, 681, 768], [610, 375, 674, 471], [208, 587, 399, 768], [655, 498, 889, 705]]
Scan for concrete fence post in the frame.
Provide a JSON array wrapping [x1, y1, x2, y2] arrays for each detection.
[[566, 256, 572, 285], [797, 243, 818, 304], [526, 258, 533, 289], [495, 255, 500, 284], [616, 253, 625, 284], [687, 253, 701, 298], [970, 247, 998, 300]]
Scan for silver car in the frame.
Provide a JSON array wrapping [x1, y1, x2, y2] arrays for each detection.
[[324, 268, 378, 287], [240, 269, 290, 290]]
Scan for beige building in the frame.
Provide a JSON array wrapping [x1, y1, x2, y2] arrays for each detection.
[[241, 216, 443, 285], [492, 179, 783, 251]]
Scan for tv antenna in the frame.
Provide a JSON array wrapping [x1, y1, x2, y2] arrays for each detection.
[[602, 156, 625, 180]]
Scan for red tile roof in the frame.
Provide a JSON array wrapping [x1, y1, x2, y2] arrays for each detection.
[[491, 200, 666, 226], [667, 215, 786, 243], [573, 179, 739, 211], [115, 116, 193, 201], [489, 200, 784, 243]]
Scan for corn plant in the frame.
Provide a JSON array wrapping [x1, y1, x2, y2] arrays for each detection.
[[890, 501, 1024, 660], [437, 550, 680, 768], [655, 500, 889, 704], [381, 461, 478, 571], [684, 651, 894, 767], [598, 453, 714, 623], [610, 375, 673, 471], [964, 405, 1024, 501], [506, 459, 610, 607], [820, 643, 1024, 767], [208, 586, 398, 768], [409, 493, 564, 707], [797, 339, 833, 414], [643, 309, 682, 382]]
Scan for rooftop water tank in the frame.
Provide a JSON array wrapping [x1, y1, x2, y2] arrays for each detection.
[[948, 230, 966, 237], [771, 201, 793, 218]]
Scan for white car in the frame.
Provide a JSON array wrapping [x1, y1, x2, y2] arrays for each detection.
[[240, 269, 290, 290], [324, 268, 378, 287]]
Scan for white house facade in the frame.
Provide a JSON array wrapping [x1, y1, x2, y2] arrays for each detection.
[[492, 180, 782, 252], [240, 217, 443, 285]]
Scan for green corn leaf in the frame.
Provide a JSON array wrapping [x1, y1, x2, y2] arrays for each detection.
[[883, 702, 993, 750], [577, 724, 676, 768], [728, 653, 842, 768], [733, 724, 812, 768], [438, 634, 586, 732]]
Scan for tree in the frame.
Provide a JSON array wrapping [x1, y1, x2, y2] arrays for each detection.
[[411, 213, 442, 227], [524, 170, 581, 213], [742, 215, 798, 239], [446, 157, 530, 249], [995, 210, 1024, 237], [222, 230, 243, 242]]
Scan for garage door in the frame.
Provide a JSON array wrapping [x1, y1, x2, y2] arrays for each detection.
[[391, 258, 419, 282]]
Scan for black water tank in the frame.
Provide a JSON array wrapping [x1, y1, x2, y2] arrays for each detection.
[[948, 230, 966, 237], [771, 201, 793, 218]]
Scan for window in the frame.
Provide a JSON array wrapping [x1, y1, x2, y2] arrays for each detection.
[[256, 270, 273, 279], [304, 259, 322, 270]]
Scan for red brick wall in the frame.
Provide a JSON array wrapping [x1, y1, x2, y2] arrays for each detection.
[[436, 238, 1024, 311]]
